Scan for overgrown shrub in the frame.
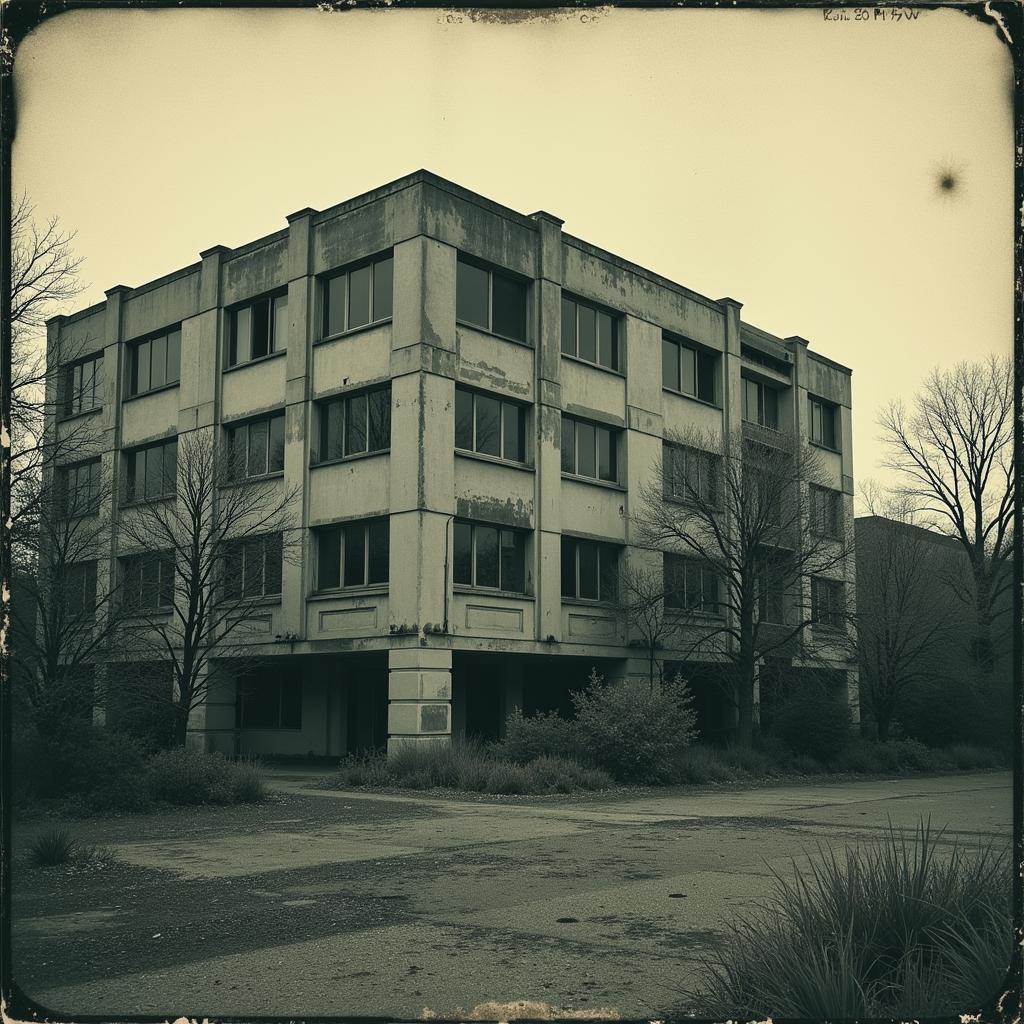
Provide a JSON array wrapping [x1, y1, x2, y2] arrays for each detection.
[[771, 684, 852, 763], [145, 748, 267, 805], [672, 746, 739, 784], [946, 744, 1006, 771], [29, 828, 76, 867], [499, 709, 580, 763], [524, 756, 613, 793], [685, 820, 1010, 1018], [572, 670, 699, 783]]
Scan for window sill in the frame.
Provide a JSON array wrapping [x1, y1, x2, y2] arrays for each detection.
[[662, 492, 721, 511], [666, 608, 726, 622], [561, 597, 620, 611], [118, 608, 174, 621], [223, 349, 287, 374], [223, 595, 282, 608], [454, 586, 534, 601], [238, 726, 304, 733], [121, 494, 176, 509], [317, 318, 393, 345], [220, 471, 285, 488], [560, 472, 626, 493], [308, 585, 388, 601], [311, 449, 389, 470], [123, 381, 180, 403], [57, 405, 103, 424], [809, 440, 842, 455], [662, 387, 720, 411], [455, 449, 534, 473], [456, 319, 533, 350], [562, 353, 624, 379]]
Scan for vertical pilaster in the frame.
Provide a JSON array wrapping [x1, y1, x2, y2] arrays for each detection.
[[387, 648, 452, 751], [718, 297, 744, 443]]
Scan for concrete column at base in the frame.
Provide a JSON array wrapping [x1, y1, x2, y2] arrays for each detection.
[[844, 667, 861, 725], [387, 648, 452, 754], [185, 672, 238, 755]]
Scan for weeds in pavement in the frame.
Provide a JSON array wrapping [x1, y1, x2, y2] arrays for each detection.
[[29, 827, 76, 867]]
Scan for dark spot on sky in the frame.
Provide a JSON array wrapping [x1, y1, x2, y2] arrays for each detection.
[[934, 165, 964, 200], [940, 174, 956, 192]]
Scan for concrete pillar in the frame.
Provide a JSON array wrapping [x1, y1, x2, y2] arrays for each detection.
[[186, 667, 238, 754], [387, 648, 452, 752]]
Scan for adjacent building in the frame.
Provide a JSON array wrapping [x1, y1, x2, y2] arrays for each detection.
[[46, 171, 858, 755]]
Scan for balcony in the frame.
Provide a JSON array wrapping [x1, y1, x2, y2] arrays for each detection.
[[742, 420, 791, 451]]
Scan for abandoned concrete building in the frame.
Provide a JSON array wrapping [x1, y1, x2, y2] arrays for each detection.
[[47, 171, 858, 755]]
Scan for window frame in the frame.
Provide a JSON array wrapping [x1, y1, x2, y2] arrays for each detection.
[[123, 437, 178, 505], [125, 325, 182, 398], [808, 395, 840, 451], [454, 385, 529, 465], [58, 458, 101, 517], [226, 290, 289, 368], [811, 576, 845, 630], [561, 293, 620, 372], [320, 252, 394, 340], [64, 561, 98, 620], [61, 351, 104, 419], [663, 442, 720, 507], [224, 412, 286, 482], [455, 255, 530, 345], [314, 518, 390, 593], [663, 553, 724, 617], [560, 536, 619, 603], [315, 385, 392, 464], [120, 550, 176, 614], [236, 672, 303, 731], [742, 377, 781, 429], [452, 520, 529, 595], [809, 484, 843, 540], [222, 533, 284, 602], [561, 414, 619, 484], [661, 333, 717, 404]]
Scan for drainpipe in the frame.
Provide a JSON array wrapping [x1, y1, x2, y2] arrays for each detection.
[[442, 513, 456, 635]]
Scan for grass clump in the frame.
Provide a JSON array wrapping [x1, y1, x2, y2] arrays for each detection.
[[685, 819, 1011, 1018], [29, 827, 76, 867], [145, 748, 267, 805]]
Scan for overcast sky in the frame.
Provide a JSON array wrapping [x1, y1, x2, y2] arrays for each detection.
[[12, 6, 1014, 500]]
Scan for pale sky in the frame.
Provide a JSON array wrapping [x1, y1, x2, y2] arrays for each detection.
[[12, 7, 1015, 500]]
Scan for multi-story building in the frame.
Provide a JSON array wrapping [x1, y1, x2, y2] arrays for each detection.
[[46, 171, 857, 755]]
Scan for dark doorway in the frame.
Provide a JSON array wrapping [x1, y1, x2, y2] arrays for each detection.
[[347, 669, 387, 753]]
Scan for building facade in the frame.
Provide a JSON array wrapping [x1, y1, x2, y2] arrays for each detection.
[[46, 171, 857, 755]]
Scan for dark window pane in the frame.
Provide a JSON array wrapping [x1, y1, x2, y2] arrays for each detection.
[[373, 256, 393, 321], [680, 346, 696, 395], [248, 420, 269, 476], [318, 529, 341, 589], [577, 304, 597, 363], [743, 379, 756, 422], [561, 417, 575, 474], [597, 313, 615, 369], [502, 402, 524, 462], [500, 531, 525, 593], [561, 296, 576, 355], [145, 448, 163, 500], [576, 421, 596, 478], [240, 678, 279, 729], [560, 537, 576, 598], [166, 330, 181, 384], [91, 357, 104, 406], [227, 426, 245, 479], [252, 300, 271, 360], [664, 554, 682, 608], [456, 260, 489, 329], [163, 440, 177, 494], [264, 535, 283, 595], [150, 334, 167, 389], [598, 427, 616, 482], [475, 526, 499, 589], [697, 351, 715, 403], [136, 341, 151, 394], [599, 545, 618, 601], [578, 542, 599, 600], [269, 415, 285, 472], [273, 295, 288, 352], [232, 306, 251, 366], [160, 554, 175, 607], [453, 523, 473, 585], [684, 561, 702, 610], [702, 568, 720, 613], [345, 394, 368, 456], [325, 275, 346, 337], [455, 387, 474, 451], [764, 387, 779, 429], [348, 265, 371, 329], [492, 273, 527, 342], [242, 539, 264, 597], [474, 394, 501, 458], [280, 681, 302, 729], [367, 520, 389, 584], [223, 542, 243, 601], [367, 388, 391, 452], [823, 405, 837, 449], [323, 401, 344, 461], [343, 524, 366, 587]]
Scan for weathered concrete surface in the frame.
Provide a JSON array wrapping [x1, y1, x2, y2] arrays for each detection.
[[14, 771, 1011, 1018]]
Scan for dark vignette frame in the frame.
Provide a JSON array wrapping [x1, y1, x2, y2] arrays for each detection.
[[0, 1, 1020, 1022]]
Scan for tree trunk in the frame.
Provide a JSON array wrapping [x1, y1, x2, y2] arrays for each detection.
[[736, 617, 757, 747], [170, 705, 189, 748]]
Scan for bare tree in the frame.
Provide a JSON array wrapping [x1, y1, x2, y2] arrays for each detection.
[[854, 490, 960, 741], [112, 430, 299, 747], [618, 563, 678, 690], [635, 427, 853, 747], [878, 356, 1014, 683]]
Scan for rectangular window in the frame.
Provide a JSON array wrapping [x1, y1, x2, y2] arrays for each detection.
[[756, 556, 786, 624], [561, 414, 618, 483], [58, 458, 101, 516], [809, 396, 839, 450], [810, 484, 843, 540], [316, 386, 391, 463], [742, 377, 780, 429], [121, 551, 175, 612], [223, 533, 283, 601], [811, 577, 845, 629], [127, 327, 181, 397], [237, 670, 302, 730], [663, 443, 720, 506], [322, 254, 394, 338], [456, 256, 528, 344], [664, 553, 723, 616], [561, 295, 619, 371], [454, 386, 527, 463], [124, 438, 177, 503], [228, 293, 288, 367], [225, 413, 285, 480], [452, 521, 527, 594], [315, 518, 389, 591], [62, 352, 104, 417], [64, 561, 97, 619], [560, 537, 618, 602], [662, 334, 716, 403]]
